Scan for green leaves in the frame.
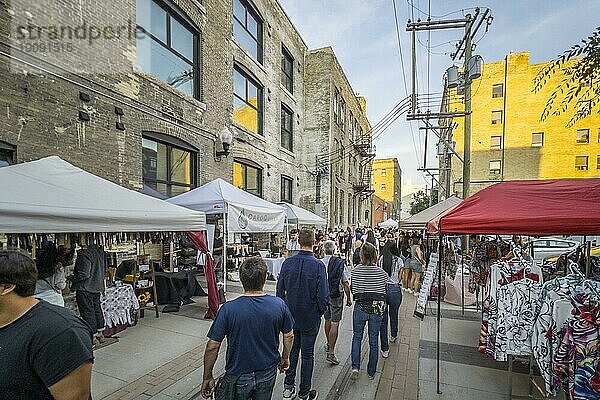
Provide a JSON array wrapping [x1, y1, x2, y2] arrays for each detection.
[[532, 27, 600, 127]]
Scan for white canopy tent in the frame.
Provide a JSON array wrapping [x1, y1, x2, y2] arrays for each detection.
[[378, 218, 398, 229], [0, 156, 206, 233], [398, 195, 462, 230], [168, 178, 286, 233], [278, 202, 326, 226], [168, 178, 286, 290]]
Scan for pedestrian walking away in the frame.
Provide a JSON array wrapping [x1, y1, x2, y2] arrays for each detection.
[[321, 240, 352, 366], [0, 249, 94, 400], [71, 241, 108, 347], [277, 228, 329, 400], [350, 242, 389, 380], [378, 241, 403, 357], [202, 257, 295, 400], [409, 236, 426, 294]]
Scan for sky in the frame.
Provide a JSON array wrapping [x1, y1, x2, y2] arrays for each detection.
[[278, 0, 600, 185]]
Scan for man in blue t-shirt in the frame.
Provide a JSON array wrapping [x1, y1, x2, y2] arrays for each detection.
[[202, 257, 294, 400]]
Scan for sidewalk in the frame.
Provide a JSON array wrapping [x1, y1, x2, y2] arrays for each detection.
[[94, 277, 358, 400], [339, 293, 421, 400]]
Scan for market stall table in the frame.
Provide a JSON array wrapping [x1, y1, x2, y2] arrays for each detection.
[[100, 284, 139, 336], [263, 257, 285, 279]]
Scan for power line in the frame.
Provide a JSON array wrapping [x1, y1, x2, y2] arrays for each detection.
[[392, 0, 421, 167]]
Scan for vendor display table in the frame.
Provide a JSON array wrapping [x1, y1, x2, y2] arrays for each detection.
[[263, 257, 285, 279], [100, 284, 139, 329], [154, 270, 207, 305]]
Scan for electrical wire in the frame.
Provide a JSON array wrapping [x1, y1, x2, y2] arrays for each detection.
[[394, 0, 422, 167]]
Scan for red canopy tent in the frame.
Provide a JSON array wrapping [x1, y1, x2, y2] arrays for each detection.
[[427, 178, 600, 235]]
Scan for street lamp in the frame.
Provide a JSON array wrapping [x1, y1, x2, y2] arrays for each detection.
[[216, 126, 233, 158]]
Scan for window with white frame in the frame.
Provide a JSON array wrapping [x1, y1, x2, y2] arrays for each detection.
[[490, 136, 502, 150], [489, 159, 501, 174], [491, 110, 503, 125], [532, 132, 544, 147], [575, 156, 589, 171], [576, 129, 590, 144]]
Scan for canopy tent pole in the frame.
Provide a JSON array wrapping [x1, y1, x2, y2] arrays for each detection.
[[437, 234, 443, 394], [223, 212, 227, 293]]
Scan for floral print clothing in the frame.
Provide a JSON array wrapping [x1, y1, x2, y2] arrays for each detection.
[[553, 293, 600, 400], [494, 278, 542, 361], [532, 275, 585, 395]]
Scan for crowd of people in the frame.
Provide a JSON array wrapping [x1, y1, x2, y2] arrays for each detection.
[[202, 226, 429, 400]]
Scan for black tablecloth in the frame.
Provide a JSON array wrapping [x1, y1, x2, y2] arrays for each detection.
[[154, 271, 207, 305]]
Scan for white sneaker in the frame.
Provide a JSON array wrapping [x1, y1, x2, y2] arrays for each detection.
[[390, 336, 397, 343], [381, 350, 389, 358], [350, 369, 359, 380], [283, 386, 297, 399]]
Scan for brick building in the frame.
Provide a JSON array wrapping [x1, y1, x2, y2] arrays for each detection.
[[300, 47, 374, 227], [371, 158, 401, 220], [0, 0, 372, 226]]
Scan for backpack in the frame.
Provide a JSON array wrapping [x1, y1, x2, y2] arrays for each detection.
[[327, 256, 345, 299]]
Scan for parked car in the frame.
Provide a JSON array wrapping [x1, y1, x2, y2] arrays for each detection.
[[527, 237, 579, 261]]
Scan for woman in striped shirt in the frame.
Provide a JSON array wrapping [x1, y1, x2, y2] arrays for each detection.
[[350, 242, 389, 380]]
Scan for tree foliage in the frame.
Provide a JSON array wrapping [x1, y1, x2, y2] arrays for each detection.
[[532, 27, 600, 127], [410, 189, 437, 215]]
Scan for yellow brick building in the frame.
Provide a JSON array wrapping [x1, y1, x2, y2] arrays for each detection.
[[446, 52, 600, 196], [372, 158, 402, 221]]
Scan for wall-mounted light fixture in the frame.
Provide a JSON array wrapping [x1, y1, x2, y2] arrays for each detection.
[[216, 126, 233, 158], [78, 111, 90, 121], [79, 91, 91, 102]]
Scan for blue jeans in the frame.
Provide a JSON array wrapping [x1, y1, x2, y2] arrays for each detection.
[[284, 323, 320, 398], [233, 367, 277, 400], [381, 284, 403, 352], [352, 305, 383, 377]]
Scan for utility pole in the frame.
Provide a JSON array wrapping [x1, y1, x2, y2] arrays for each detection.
[[461, 14, 473, 200]]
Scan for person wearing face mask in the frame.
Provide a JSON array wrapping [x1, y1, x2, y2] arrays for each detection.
[[0, 249, 93, 400]]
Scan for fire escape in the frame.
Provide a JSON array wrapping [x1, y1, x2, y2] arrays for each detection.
[[353, 138, 376, 200]]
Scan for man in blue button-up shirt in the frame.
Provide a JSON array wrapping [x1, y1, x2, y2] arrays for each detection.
[[277, 228, 329, 400]]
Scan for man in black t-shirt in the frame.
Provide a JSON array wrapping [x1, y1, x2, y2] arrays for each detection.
[[0, 249, 94, 400]]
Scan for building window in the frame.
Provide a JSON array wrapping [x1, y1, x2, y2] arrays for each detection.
[[575, 156, 589, 171], [381, 168, 386, 176], [333, 88, 339, 123], [281, 46, 293, 93], [136, 0, 199, 98], [576, 129, 590, 144], [492, 83, 504, 98], [491, 110, 503, 125], [233, 160, 263, 197], [531, 132, 544, 147], [281, 176, 292, 203], [142, 136, 197, 197], [233, 66, 262, 134], [381, 183, 386, 190], [489, 160, 501, 174], [597, 155, 600, 170], [347, 196, 352, 225], [340, 98, 346, 127], [281, 104, 293, 152], [490, 136, 502, 150], [233, 0, 262, 62], [0, 141, 15, 168], [598, 128, 600, 143]]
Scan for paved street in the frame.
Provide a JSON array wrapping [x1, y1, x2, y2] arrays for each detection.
[[340, 293, 420, 400], [93, 278, 422, 400]]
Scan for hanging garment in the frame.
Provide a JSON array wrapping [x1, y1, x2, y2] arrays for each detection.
[[552, 292, 600, 400], [531, 274, 585, 395], [494, 278, 542, 361]]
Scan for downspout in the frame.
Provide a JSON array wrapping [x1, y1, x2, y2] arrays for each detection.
[[501, 55, 508, 181]]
